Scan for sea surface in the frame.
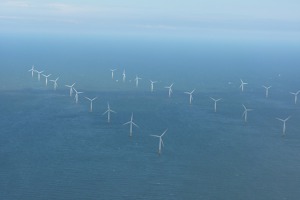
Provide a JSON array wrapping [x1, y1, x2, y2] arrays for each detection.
[[1, 34, 300, 199]]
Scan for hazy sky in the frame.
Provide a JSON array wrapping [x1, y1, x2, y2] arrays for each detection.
[[1, 0, 299, 38]]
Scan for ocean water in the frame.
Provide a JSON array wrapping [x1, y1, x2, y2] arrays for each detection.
[[1, 34, 300, 199]]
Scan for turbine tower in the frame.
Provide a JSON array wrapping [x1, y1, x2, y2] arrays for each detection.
[[242, 104, 253, 122], [184, 89, 195, 104], [103, 102, 116, 123], [276, 116, 291, 136], [151, 129, 167, 155], [123, 113, 139, 137], [165, 83, 174, 98]]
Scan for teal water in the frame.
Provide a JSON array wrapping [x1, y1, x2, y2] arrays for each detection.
[[1, 34, 300, 199]]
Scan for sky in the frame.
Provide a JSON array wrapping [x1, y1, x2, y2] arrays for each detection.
[[0, 0, 300, 39]]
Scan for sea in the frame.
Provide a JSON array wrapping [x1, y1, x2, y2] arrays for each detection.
[[0, 33, 300, 200]]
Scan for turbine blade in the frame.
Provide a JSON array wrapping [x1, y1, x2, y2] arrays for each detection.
[[161, 129, 168, 137], [150, 135, 160, 138], [123, 121, 130, 125], [242, 111, 246, 117], [132, 122, 139, 128], [276, 118, 284, 122], [103, 110, 108, 115]]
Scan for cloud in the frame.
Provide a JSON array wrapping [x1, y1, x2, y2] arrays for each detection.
[[3, 0, 31, 8], [45, 3, 94, 14], [0, 1, 300, 37]]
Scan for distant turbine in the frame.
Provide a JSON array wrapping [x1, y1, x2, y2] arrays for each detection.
[[184, 89, 195, 104], [165, 83, 174, 98], [135, 75, 142, 87], [290, 90, 300, 104], [242, 104, 253, 122], [276, 116, 291, 136], [28, 65, 35, 77], [85, 97, 97, 112], [122, 69, 126, 82], [49, 77, 59, 90], [210, 97, 222, 112], [65, 83, 75, 96], [73, 88, 83, 104], [103, 102, 116, 123], [110, 69, 117, 79], [150, 80, 158, 92], [35, 70, 44, 81], [262, 85, 272, 98], [42, 74, 51, 86], [151, 129, 167, 155], [239, 79, 248, 92], [123, 113, 139, 137]]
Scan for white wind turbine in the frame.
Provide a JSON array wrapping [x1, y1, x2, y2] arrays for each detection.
[[28, 65, 35, 77], [85, 97, 97, 112], [210, 97, 222, 112], [165, 83, 174, 98], [35, 70, 44, 81], [42, 74, 51, 86], [262, 85, 272, 98], [122, 69, 126, 82], [65, 83, 75, 96], [73, 88, 83, 104], [290, 90, 300, 104], [184, 89, 195, 104], [103, 102, 116, 123], [135, 75, 142, 87], [49, 77, 59, 90], [150, 80, 158, 92], [239, 79, 248, 92], [242, 104, 253, 122], [151, 129, 167, 155], [123, 113, 139, 137], [110, 69, 117, 79], [276, 116, 291, 136]]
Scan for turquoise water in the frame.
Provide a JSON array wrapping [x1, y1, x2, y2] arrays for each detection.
[[1, 34, 300, 199]]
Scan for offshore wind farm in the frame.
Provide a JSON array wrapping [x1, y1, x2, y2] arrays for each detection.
[[1, 1, 300, 200], [1, 35, 300, 200]]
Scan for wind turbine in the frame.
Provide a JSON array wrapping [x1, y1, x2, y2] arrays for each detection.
[[49, 77, 59, 90], [150, 80, 158, 92], [210, 97, 222, 112], [110, 69, 117, 79], [85, 97, 97, 112], [262, 85, 272, 98], [276, 116, 291, 136], [151, 129, 167, 155], [65, 83, 75, 96], [28, 65, 35, 77], [103, 102, 116, 123], [184, 89, 195, 104], [123, 113, 139, 137], [242, 104, 253, 122], [239, 79, 248, 92], [290, 90, 300, 104], [135, 75, 142, 87], [122, 69, 126, 82], [35, 70, 44, 81], [165, 83, 174, 98], [73, 88, 83, 104], [42, 74, 51, 86]]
